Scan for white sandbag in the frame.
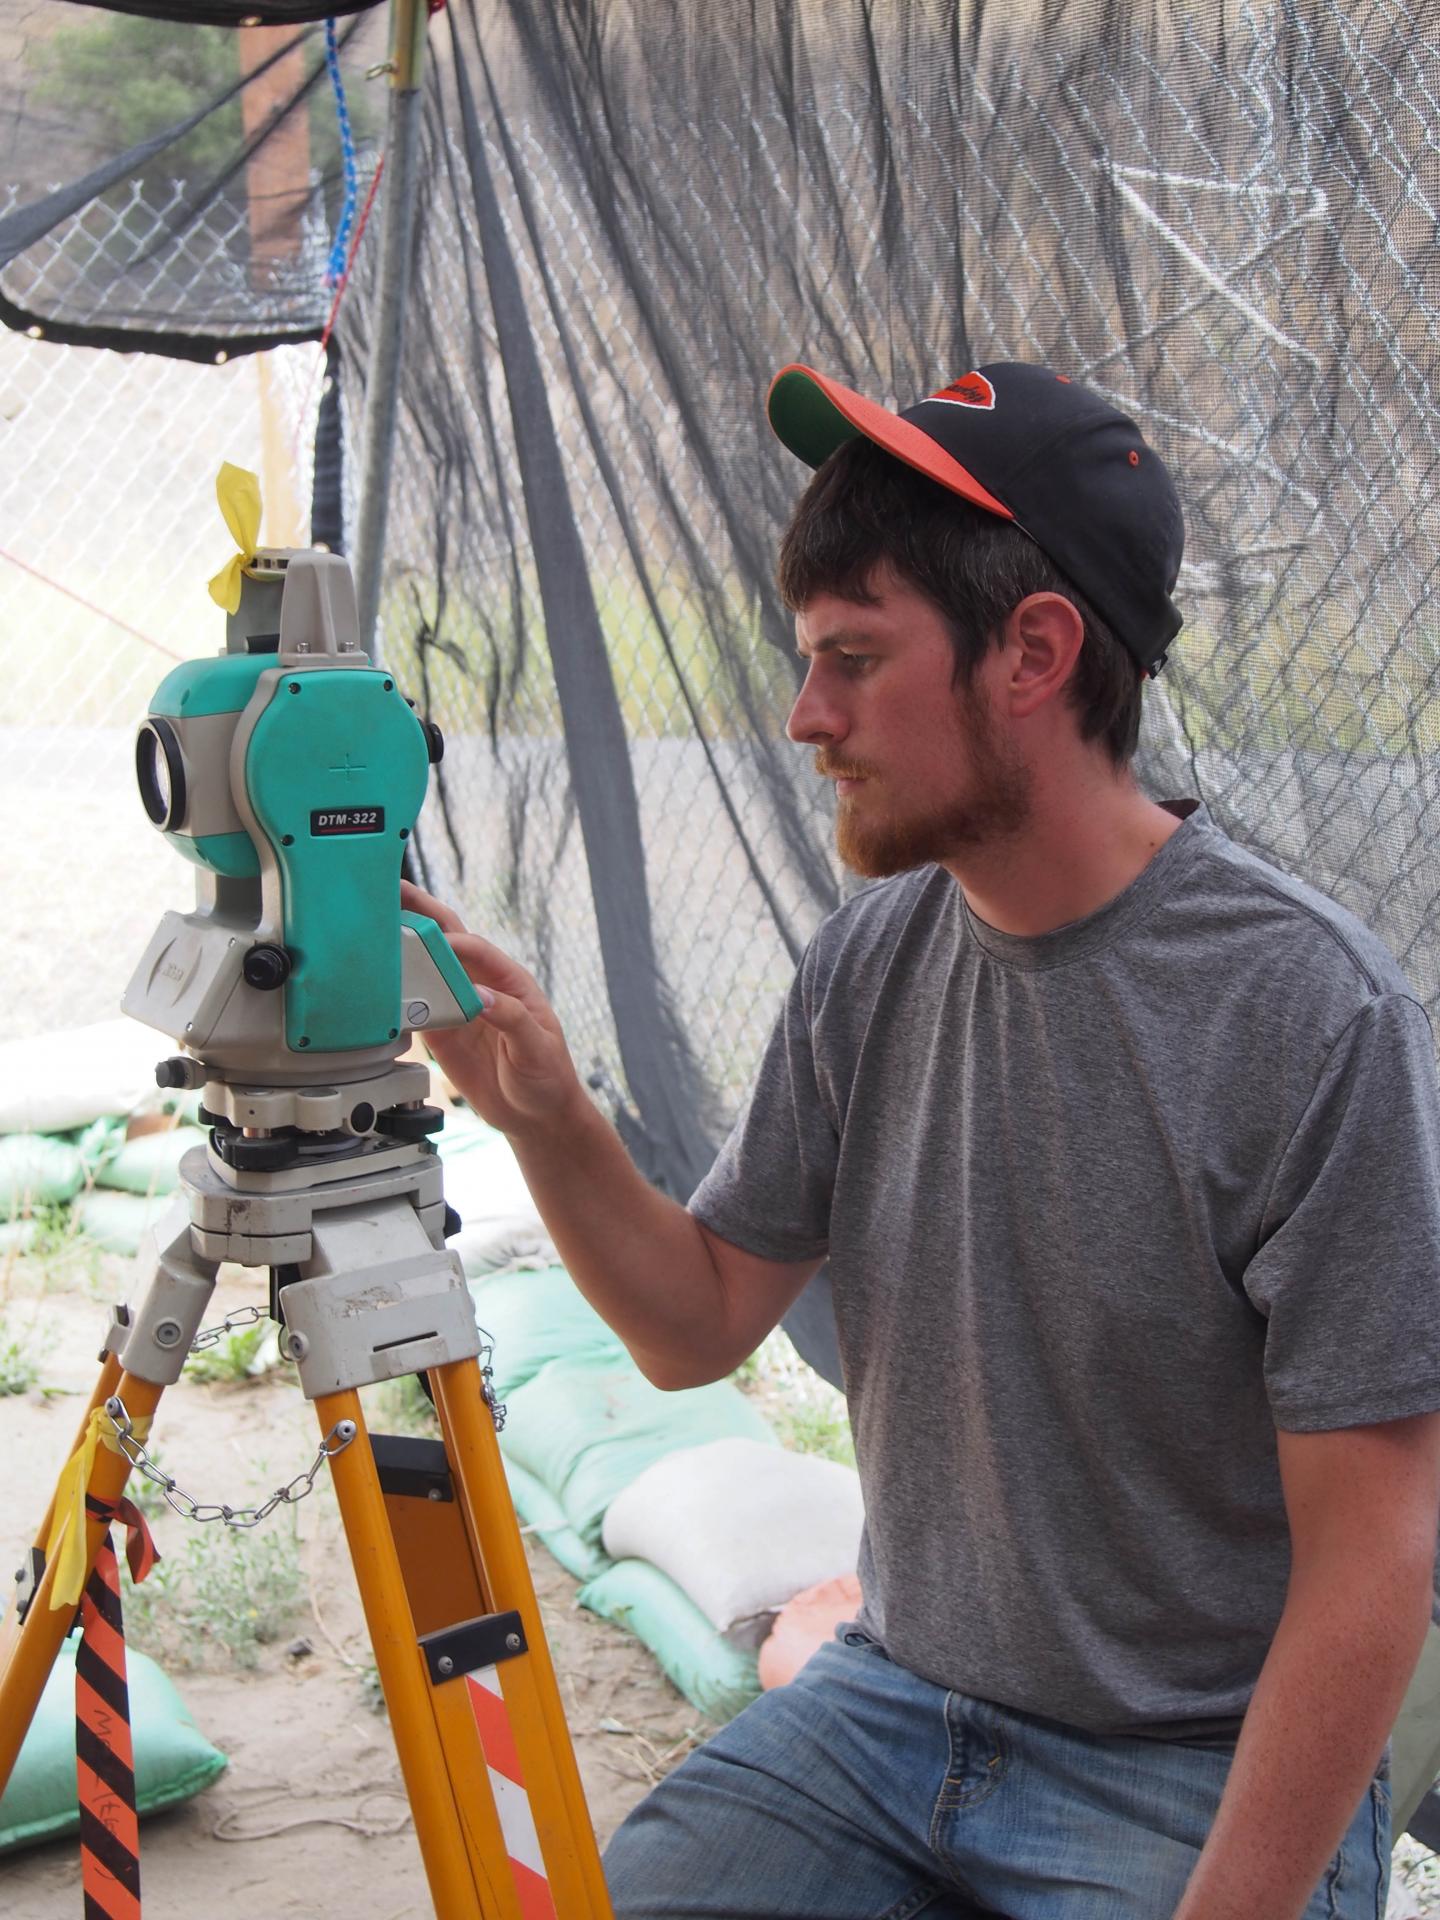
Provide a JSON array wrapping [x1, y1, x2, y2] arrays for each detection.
[[435, 1113, 544, 1234], [601, 1437, 865, 1648], [451, 1217, 558, 1279], [0, 1021, 170, 1135]]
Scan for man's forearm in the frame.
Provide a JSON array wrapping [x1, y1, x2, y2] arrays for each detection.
[[1171, 1560, 1430, 1920], [505, 1095, 732, 1385]]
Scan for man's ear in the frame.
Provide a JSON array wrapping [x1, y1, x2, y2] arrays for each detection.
[[999, 593, 1086, 720]]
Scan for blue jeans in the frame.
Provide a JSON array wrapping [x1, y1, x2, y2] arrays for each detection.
[[603, 1632, 1391, 1919]]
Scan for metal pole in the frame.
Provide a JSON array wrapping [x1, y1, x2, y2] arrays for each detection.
[[352, 0, 428, 654]]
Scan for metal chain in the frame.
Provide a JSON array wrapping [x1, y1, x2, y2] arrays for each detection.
[[104, 1394, 357, 1531], [188, 1304, 271, 1353], [478, 1340, 505, 1433]]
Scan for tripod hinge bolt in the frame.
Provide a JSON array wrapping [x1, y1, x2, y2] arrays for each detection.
[[437, 1655, 455, 1676], [153, 1319, 184, 1349], [288, 1332, 310, 1359], [506, 1633, 522, 1652]]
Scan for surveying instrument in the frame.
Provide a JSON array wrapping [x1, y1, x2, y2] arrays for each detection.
[[0, 542, 615, 1919]]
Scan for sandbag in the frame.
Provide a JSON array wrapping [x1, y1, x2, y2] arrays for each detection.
[[503, 1455, 610, 1583], [601, 1438, 865, 1646], [472, 1265, 626, 1400], [70, 1189, 168, 1257], [437, 1110, 545, 1234], [758, 1574, 864, 1690], [0, 1021, 173, 1135], [0, 1134, 86, 1210], [578, 1559, 762, 1724], [94, 1127, 209, 1197], [501, 1352, 776, 1551], [0, 1637, 227, 1852]]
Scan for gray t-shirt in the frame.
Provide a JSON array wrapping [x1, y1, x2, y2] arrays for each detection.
[[690, 803, 1440, 1739]]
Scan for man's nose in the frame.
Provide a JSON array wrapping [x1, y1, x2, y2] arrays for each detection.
[[786, 669, 846, 746]]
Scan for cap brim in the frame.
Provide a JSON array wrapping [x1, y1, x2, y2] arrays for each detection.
[[767, 364, 1014, 521]]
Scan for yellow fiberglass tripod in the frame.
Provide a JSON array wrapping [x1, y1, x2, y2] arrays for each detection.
[[0, 528, 614, 1920]]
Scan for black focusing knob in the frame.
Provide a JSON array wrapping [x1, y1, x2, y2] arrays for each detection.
[[376, 1103, 446, 1144], [243, 944, 292, 991], [443, 1205, 462, 1239], [155, 1058, 191, 1089], [423, 721, 444, 765]]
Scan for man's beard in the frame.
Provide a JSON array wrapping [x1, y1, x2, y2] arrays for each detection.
[[817, 697, 1032, 879]]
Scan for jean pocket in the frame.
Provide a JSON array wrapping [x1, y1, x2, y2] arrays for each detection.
[[838, 1624, 889, 1659]]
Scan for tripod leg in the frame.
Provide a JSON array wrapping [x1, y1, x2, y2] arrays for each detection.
[[431, 1363, 614, 1919], [1, 1192, 217, 1795], [0, 1349, 123, 1679], [0, 1372, 163, 1794], [319, 1386, 530, 1920]]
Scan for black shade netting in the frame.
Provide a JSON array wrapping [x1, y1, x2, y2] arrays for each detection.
[[341, 0, 1440, 1242], [0, 2, 388, 357]]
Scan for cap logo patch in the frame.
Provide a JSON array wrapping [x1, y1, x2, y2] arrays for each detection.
[[929, 372, 996, 410]]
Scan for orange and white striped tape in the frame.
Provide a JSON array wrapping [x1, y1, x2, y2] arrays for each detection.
[[463, 1664, 558, 1920]]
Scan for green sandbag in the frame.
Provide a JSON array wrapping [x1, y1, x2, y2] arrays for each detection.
[[472, 1265, 625, 1400], [499, 1349, 776, 1550], [0, 1636, 228, 1852], [503, 1455, 610, 1583], [70, 1189, 169, 1256], [578, 1559, 762, 1724], [0, 1134, 86, 1210], [94, 1127, 209, 1197]]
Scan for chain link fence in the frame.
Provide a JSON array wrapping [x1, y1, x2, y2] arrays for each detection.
[[6, 0, 1440, 1150], [0, 181, 324, 1043], [353, 1, 1440, 1172]]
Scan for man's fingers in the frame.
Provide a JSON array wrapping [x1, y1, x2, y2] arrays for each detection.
[[400, 878, 463, 935], [447, 930, 548, 1010]]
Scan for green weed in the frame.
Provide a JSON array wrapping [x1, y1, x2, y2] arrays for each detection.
[[733, 1331, 855, 1468], [770, 1398, 856, 1469], [4, 1201, 105, 1297], [371, 1371, 440, 1437], [122, 1509, 304, 1670], [185, 1320, 275, 1386], [0, 1311, 53, 1396]]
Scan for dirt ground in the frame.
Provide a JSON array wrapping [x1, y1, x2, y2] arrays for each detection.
[[0, 1273, 704, 1919]]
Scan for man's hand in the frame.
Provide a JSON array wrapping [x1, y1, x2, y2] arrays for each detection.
[[401, 880, 587, 1137], [400, 881, 816, 1387], [1172, 1409, 1440, 1920]]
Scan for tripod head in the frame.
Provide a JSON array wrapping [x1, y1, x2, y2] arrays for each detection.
[[123, 547, 480, 1177]]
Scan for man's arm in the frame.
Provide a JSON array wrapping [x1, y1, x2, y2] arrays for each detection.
[[1171, 1410, 1440, 1920], [403, 881, 821, 1386]]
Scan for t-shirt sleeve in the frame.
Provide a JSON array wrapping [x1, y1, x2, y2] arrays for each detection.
[[1244, 992, 1440, 1431], [687, 943, 838, 1261]]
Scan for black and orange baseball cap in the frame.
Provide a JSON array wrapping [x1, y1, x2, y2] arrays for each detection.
[[767, 362, 1184, 676]]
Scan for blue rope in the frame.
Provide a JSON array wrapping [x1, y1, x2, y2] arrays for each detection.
[[324, 18, 359, 287]]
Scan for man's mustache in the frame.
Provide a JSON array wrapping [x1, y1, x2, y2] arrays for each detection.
[[813, 752, 877, 781]]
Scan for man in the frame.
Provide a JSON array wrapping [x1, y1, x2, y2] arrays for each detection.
[[407, 362, 1440, 1919]]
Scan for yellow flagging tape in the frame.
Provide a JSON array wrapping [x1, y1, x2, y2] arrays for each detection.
[[46, 1405, 152, 1610], [206, 462, 264, 615]]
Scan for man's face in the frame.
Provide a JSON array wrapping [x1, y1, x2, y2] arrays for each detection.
[[787, 567, 1032, 878]]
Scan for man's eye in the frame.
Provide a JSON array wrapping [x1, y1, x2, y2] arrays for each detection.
[[837, 652, 872, 672]]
